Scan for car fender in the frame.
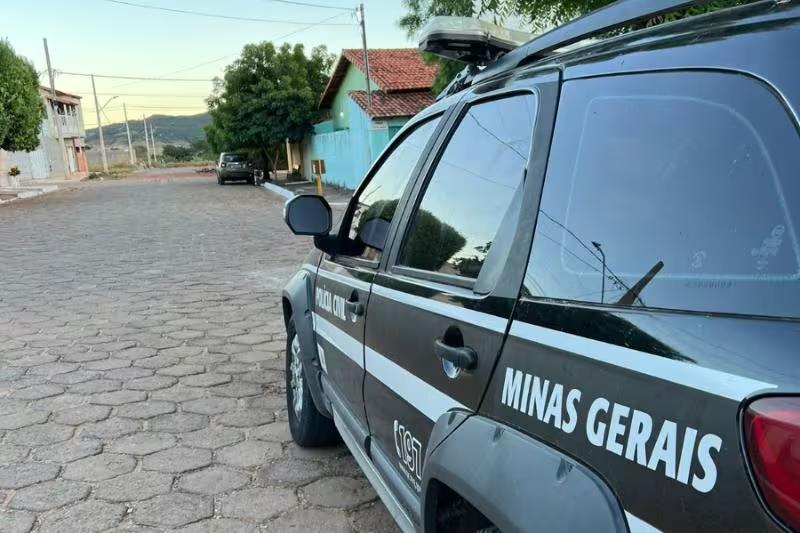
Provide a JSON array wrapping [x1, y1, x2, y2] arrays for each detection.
[[422, 414, 627, 533], [282, 267, 331, 419]]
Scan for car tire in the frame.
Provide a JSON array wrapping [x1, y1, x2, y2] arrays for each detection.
[[217, 175, 225, 185], [285, 319, 339, 447]]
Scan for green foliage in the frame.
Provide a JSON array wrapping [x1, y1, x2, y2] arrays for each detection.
[[423, 53, 467, 95], [355, 198, 466, 271], [359, 198, 399, 231], [85, 113, 210, 147], [403, 205, 466, 272], [189, 138, 213, 159], [400, 0, 476, 94], [506, 0, 743, 30], [161, 144, 193, 162], [0, 40, 45, 152], [206, 42, 334, 171]]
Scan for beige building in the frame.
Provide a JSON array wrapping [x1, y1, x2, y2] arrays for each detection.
[[4, 87, 89, 183]]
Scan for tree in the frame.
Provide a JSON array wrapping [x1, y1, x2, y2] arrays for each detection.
[[0, 40, 45, 185], [162, 144, 193, 162], [189, 138, 212, 159], [399, 0, 475, 93], [400, 0, 743, 91], [206, 42, 334, 177]]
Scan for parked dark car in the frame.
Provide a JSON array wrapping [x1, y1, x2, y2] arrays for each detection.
[[281, 1, 800, 531], [216, 153, 253, 185]]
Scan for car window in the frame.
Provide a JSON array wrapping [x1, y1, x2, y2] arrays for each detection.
[[223, 154, 246, 163], [344, 116, 441, 260], [398, 94, 536, 279], [523, 72, 800, 318]]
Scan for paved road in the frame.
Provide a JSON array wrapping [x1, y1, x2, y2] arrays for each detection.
[[0, 169, 396, 532]]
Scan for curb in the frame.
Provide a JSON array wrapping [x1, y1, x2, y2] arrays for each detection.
[[0, 185, 59, 204], [261, 181, 294, 200]]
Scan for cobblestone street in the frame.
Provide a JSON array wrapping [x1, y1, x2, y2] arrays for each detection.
[[0, 170, 395, 532]]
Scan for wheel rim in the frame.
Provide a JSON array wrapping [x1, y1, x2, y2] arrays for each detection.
[[289, 336, 303, 417]]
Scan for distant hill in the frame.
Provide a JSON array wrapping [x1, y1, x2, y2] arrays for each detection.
[[85, 113, 210, 148]]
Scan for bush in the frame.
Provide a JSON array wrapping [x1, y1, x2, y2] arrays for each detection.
[[359, 199, 466, 271], [161, 144, 193, 162]]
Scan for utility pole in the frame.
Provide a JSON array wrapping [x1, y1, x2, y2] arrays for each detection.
[[90, 74, 109, 174], [149, 124, 157, 164], [142, 115, 152, 166], [358, 3, 372, 113], [123, 103, 135, 165], [43, 39, 71, 178]]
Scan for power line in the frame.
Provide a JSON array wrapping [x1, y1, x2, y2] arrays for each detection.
[[85, 105, 207, 111], [109, 55, 232, 90], [58, 71, 213, 82], [128, 105, 208, 110], [103, 11, 351, 91], [260, 0, 352, 10], [100, 0, 354, 25], [74, 92, 210, 98]]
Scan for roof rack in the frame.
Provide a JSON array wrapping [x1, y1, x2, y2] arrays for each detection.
[[514, 0, 713, 61], [435, 0, 720, 98]]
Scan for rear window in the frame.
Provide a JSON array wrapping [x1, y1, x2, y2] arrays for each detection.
[[223, 154, 246, 163], [524, 72, 800, 318]]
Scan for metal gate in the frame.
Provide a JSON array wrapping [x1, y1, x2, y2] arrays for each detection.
[[29, 147, 50, 180]]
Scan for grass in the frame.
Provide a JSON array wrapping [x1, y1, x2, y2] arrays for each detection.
[[87, 164, 139, 179], [163, 160, 214, 168]]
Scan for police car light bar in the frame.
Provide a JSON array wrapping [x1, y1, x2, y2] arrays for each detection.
[[418, 17, 534, 65]]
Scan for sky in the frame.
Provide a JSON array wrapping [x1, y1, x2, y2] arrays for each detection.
[[2, 0, 413, 128]]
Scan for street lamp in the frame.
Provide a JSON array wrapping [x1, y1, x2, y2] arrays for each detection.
[[100, 95, 119, 111], [592, 241, 606, 304]]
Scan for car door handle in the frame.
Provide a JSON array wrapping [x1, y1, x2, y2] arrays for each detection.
[[345, 298, 364, 317], [433, 339, 477, 371]]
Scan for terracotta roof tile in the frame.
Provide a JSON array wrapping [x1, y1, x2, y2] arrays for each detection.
[[349, 90, 435, 119], [320, 48, 438, 109], [342, 48, 438, 92]]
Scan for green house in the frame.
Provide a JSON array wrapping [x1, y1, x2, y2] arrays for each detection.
[[303, 48, 438, 189]]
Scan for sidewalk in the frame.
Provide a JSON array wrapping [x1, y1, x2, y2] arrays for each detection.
[[0, 184, 60, 204], [261, 179, 353, 206]]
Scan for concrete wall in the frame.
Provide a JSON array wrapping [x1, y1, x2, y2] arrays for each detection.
[[304, 101, 408, 190], [330, 65, 368, 131], [5, 146, 48, 181]]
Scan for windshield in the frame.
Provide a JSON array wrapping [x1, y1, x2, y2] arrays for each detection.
[[223, 154, 246, 163]]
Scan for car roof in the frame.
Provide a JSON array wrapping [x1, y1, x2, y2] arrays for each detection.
[[462, 1, 800, 114]]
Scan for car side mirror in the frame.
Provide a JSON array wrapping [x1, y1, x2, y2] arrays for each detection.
[[283, 195, 332, 236], [357, 217, 390, 251]]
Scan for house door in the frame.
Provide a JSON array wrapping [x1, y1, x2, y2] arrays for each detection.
[[67, 143, 77, 173]]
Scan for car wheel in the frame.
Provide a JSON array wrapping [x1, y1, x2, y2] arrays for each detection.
[[217, 175, 225, 185], [286, 319, 339, 447]]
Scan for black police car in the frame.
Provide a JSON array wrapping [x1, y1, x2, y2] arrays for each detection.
[[281, 0, 800, 531]]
